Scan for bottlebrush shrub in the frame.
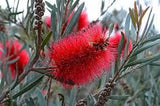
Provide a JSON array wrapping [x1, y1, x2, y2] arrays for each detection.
[[44, 10, 89, 31], [0, 40, 29, 78], [48, 22, 132, 87]]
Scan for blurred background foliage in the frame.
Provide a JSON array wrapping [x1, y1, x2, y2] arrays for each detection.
[[0, 0, 160, 106]]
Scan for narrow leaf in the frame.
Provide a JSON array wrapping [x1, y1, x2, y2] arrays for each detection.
[[141, 8, 152, 38], [140, 34, 160, 45], [131, 39, 160, 57], [51, 5, 57, 40], [45, 1, 54, 10], [69, 86, 77, 106], [12, 75, 43, 99], [9, 11, 23, 16], [134, 1, 138, 24], [41, 31, 52, 50], [109, 95, 129, 100], [109, 23, 114, 36], [87, 94, 96, 106], [138, 6, 149, 28], [36, 88, 47, 106], [129, 8, 136, 28], [125, 52, 160, 68], [124, 13, 131, 58], [69, 0, 79, 17], [6, 57, 19, 65], [144, 15, 154, 36], [63, 3, 84, 35], [114, 32, 125, 72], [101, 0, 105, 13]]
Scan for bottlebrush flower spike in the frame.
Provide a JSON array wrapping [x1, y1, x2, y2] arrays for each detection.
[[0, 40, 29, 78], [45, 16, 51, 28], [108, 31, 132, 55], [49, 22, 123, 87], [77, 10, 89, 31]]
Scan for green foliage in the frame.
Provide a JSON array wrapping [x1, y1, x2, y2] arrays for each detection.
[[0, 0, 160, 106]]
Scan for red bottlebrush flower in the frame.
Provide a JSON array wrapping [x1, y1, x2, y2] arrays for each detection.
[[49, 22, 119, 87], [77, 10, 89, 31], [0, 40, 29, 78], [45, 16, 51, 28], [41, 90, 47, 95], [108, 32, 132, 55]]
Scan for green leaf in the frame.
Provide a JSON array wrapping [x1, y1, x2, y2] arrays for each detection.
[[87, 94, 96, 106], [45, 1, 54, 10], [109, 23, 114, 36], [63, 2, 84, 35], [124, 13, 131, 58], [129, 8, 136, 28], [12, 75, 43, 99], [58, 93, 65, 105], [140, 34, 160, 45], [118, 32, 125, 54], [138, 7, 149, 28], [149, 62, 160, 66], [109, 95, 129, 100], [25, 97, 35, 106], [134, 1, 138, 24], [69, 86, 77, 106], [101, 0, 105, 13], [51, 5, 58, 40], [114, 32, 125, 72], [131, 39, 160, 57], [125, 13, 130, 38], [36, 88, 47, 106], [125, 52, 160, 68], [6, 57, 19, 65], [141, 8, 152, 38], [9, 11, 23, 16], [41, 31, 52, 50], [68, 0, 79, 17], [144, 15, 154, 37]]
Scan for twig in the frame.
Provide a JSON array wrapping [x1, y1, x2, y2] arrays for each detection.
[[47, 78, 52, 106], [100, 0, 116, 16]]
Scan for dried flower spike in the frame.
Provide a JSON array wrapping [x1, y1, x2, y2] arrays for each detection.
[[0, 40, 29, 78], [34, 0, 45, 30]]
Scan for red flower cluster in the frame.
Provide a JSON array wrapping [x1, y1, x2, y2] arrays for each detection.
[[108, 31, 132, 55], [45, 10, 89, 31], [0, 40, 29, 78], [49, 22, 132, 87]]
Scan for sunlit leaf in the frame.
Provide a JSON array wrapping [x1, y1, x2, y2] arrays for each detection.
[[129, 8, 136, 28], [41, 31, 52, 50], [138, 7, 150, 28], [134, 1, 138, 24]]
